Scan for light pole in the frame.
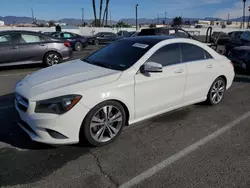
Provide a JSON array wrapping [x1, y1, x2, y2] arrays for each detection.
[[136, 4, 138, 31], [165, 12, 167, 25], [243, 0, 246, 29], [81, 8, 84, 26]]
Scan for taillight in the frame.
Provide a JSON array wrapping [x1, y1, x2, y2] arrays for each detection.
[[64, 41, 71, 47]]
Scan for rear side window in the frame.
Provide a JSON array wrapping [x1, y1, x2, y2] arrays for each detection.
[[204, 50, 213, 59], [181, 43, 205, 62], [147, 44, 181, 66], [20, 34, 42, 43]]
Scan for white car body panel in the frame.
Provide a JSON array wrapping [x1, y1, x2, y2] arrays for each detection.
[[14, 38, 234, 144]]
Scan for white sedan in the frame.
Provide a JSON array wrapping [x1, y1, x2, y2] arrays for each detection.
[[15, 36, 234, 146]]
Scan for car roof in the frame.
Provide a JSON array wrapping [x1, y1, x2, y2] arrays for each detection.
[[0, 30, 42, 34], [122, 35, 176, 45]]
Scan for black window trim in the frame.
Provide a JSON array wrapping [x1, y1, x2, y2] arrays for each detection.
[[143, 43, 182, 68], [180, 42, 213, 63]]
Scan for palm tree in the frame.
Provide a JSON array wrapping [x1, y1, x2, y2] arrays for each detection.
[[92, 0, 97, 26], [102, 0, 110, 26], [243, 0, 246, 29], [99, 0, 103, 27]]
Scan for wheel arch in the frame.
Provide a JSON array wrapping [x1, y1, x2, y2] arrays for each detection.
[[218, 75, 227, 88]]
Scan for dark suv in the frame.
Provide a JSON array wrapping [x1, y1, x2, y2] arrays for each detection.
[[0, 30, 72, 67]]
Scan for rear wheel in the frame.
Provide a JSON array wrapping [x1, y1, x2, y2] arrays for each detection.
[[74, 41, 83, 51], [44, 52, 61, 66], [206, 77, 226, 105], [80, 101, 126, 146]]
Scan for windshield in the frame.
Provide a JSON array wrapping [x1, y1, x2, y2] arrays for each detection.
[[83, 40, 153, 71]]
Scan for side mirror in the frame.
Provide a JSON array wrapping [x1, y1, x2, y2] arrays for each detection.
[[142, 62, 163, 73]]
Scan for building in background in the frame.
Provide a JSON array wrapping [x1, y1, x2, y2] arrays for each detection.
[[0, 20, 5, 26]]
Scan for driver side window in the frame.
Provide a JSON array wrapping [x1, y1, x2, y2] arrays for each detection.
[[147, 43, 181, 67]]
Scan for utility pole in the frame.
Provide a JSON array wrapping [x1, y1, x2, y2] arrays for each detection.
[[158, 14, 159, 24], [81, 8, 84, 26], [165, 12, 167, 25], [243, 0, 246, 29], [227, 14, 230, 23], [136, 4, 138, 31], [110, 10, 112, 26]]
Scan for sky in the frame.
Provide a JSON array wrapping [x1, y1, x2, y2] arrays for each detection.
[[0, 0, 248, 20]]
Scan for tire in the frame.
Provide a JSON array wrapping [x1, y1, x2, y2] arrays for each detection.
[[74, 41, 83, 51], [43, 52, 62, 66], [206, 77, 226, 105], [80, 101, 126, 146], [94, 39, 100, 45]]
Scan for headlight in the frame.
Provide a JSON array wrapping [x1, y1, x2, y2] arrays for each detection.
[[35, 95, 82, 115]]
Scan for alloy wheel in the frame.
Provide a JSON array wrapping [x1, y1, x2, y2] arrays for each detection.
[[210, 79, 225, 104], [90, 105, 123, 143], [46, 53, 60, 66]]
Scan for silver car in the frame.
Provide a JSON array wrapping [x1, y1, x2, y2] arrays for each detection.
[[0, 30, 73, 67]]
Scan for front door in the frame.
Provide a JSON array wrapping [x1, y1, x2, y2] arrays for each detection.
[[135, 43, 187, 119], [18, 33, 47, 63], [0, 33, 20, 65]]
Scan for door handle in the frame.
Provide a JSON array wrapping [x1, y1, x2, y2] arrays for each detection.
[[206, 64, 213, 68], [10, 46, 19, 49], [174, 69, 184, 73], [39, 44, 46, 46]]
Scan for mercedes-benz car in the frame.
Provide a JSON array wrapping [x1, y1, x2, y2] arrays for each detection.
[[15, 36, 234, 146]]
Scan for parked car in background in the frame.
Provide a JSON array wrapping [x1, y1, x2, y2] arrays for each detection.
[[15, 36, 234, 146], [88, 32, 123, 45], [0, 30, 72, 67], [211, 32, 230, 46], [228, 31, 244, 41], [225, 31, 250, 55], [51, 32, 88, 51], [228, 46, 250, 72]]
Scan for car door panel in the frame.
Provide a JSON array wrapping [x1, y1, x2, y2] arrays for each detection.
[[18, 34, 47, 63], [0, 33, 20, 64], [134, 43, 187, 119], [135, 64, 187, 119], [181, 43, 218, 103]]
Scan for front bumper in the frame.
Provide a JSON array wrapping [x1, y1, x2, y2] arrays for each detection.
[[15, 98, 89, 145]]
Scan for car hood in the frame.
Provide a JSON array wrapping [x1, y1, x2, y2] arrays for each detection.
[[15, 59, 121, 101]]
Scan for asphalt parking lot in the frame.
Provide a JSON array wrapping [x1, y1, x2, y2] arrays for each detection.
[[1, 45, 250, 188]]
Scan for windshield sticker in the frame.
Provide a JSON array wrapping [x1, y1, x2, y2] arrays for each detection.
[[132, 43, 149, 49]]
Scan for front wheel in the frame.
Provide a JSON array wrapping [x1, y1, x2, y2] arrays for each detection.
[[206, 77, 226, 105], [80, 101, 126, 146]]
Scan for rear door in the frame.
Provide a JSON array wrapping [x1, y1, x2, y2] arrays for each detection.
[[0, 33, 20, 65], [18, 33, 48, 63], [181, 43, 217, 103]]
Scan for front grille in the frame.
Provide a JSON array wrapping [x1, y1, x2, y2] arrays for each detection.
[[15, 93, 28, 112]]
